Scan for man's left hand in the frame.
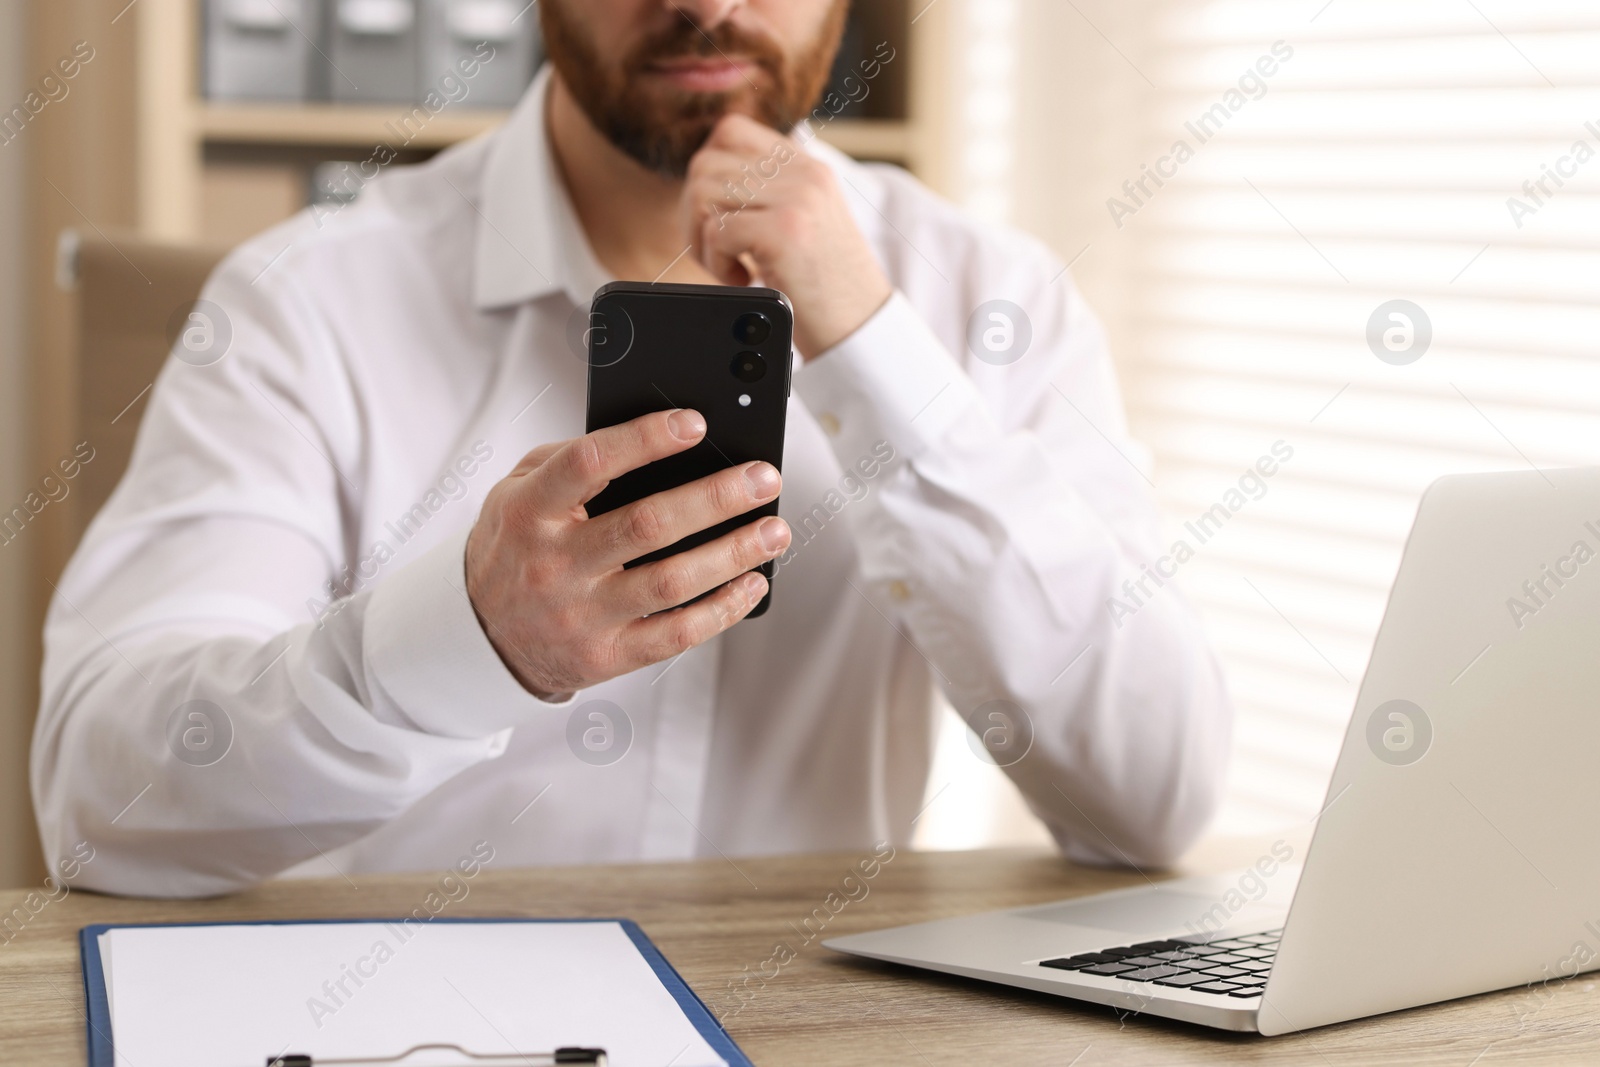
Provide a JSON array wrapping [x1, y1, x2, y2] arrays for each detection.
[[682, 114, 893, 360]]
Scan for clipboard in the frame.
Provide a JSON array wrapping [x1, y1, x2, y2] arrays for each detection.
[[79, 918, 753, 1067]]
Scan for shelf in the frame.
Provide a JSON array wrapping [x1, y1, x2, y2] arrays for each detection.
[[134, 0, 952, 242], [196, 103, 914, 162], [198, 103, 508, 150]]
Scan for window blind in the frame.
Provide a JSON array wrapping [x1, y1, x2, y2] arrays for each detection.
[[1122, 0, 1600, 831]]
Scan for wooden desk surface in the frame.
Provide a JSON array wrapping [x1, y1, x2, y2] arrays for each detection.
[[1, 840, 1595, 1065]]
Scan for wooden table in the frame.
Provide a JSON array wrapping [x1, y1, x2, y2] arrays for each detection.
[[2, 840, 1596, 1065]]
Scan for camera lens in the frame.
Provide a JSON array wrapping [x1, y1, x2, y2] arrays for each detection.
[[731, 352, 767, 383], [732, 312, 771, 346]]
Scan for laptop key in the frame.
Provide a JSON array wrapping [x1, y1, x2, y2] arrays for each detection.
[[1237, 960, 1273, 973], [1236, 948, 1275, 959], [1119, 965, 1183, 983], [1192, 982, 1242, 995], [1114, 956, 1165, 968], [1044, 952, 1122, 968], [1152, 972, 1216, 988], [1203, 966, 1248, 978], [1039, 957, 1095, 971], [1174, 959, 1218, 971], [1204, 953, 1250, 965], [1127, 940, 1188, 953], [1081, 962, 1137, 976], [1227, 987, 1265, 998]]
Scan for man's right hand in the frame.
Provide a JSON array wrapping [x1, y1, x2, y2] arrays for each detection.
[[465, 408, 791, 700]]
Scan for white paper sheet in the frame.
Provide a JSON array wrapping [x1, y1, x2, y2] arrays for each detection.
[[97, 921, 727, 1067]]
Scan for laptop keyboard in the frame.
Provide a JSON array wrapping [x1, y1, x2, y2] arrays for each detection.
[[1039, 928, 1280, 999]]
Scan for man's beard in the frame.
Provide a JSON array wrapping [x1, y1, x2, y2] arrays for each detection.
[[540, 0, 849, 178]]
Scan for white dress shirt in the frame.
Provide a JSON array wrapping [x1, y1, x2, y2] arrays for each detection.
[[33, 69, 1231, 896]]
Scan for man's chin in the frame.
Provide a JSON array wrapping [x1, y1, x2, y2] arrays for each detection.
[[590, 81, 797, 174], [623, 103, 786, 171]]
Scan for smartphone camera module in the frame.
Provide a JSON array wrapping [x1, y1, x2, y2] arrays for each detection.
[[732, 312, 772, 346], [731, 352, 767, 383]]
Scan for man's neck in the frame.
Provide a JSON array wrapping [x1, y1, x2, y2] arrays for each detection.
[[546, 75, 720, 286]]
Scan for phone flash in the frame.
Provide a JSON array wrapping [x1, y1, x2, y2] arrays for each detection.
[[738, 394, 752, 407]]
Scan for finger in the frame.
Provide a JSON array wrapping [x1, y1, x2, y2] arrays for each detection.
[[700, 209, 787, 285], [684, 146, 751, 193], [683, 150, 764, 267], [705, 112, 794, 156], [529, 408, 706, 513], [619, 571, 769, 668], [685, 147, 766, 199], [507, 440, 568, 478], [611, 515, 790, 618], [584, 460, 783, 570], [684, 147, 801, 226], [700, 214, 752, 287]]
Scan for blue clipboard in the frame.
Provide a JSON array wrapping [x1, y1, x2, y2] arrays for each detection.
[[79, 917, 753, 1067]]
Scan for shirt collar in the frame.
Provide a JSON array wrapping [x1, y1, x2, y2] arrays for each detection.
[[472, 65, 612, 311]]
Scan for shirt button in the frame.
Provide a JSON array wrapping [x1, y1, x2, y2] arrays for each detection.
[[888, 580, 912, 602], [818, 413, 841, 436]]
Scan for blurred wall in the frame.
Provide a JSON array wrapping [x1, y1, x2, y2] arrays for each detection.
[[0, 0, 36, 888], [1009, 0, 1154, 392]]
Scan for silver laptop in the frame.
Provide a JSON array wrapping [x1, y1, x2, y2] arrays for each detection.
[[828, 468, 1600, 1034]]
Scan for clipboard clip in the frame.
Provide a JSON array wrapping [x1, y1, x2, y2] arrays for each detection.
[[267, 1045, 608, 1066]]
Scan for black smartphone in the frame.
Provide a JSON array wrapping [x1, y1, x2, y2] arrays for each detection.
[[583, 281, 794, 618]]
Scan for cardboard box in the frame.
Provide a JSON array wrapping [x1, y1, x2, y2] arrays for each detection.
[[203, 0, 323, 101], [419, 0, 541, 109], [328, 0, 420, 104]]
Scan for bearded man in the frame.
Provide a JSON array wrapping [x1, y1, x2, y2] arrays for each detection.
[[33, 0, 1230, 895]]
